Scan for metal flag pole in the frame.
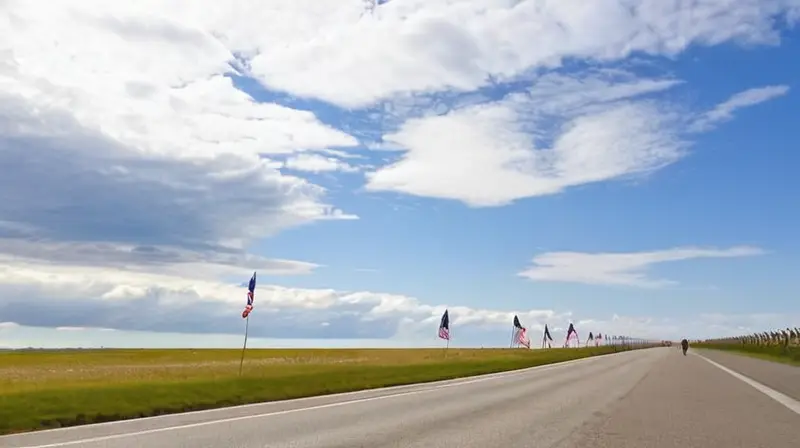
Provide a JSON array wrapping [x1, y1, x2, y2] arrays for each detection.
[[237, 271, 257, 377], [239, 316, 249, 376]]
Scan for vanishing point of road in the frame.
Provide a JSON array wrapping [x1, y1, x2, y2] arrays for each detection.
[[2, 347, 799, 448]]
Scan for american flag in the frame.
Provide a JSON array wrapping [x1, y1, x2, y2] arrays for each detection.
[[543, 324, 553, 341], [516, 327, 531, 348], [438, 309, 450, 340], [565, 322, 579, 345], [241, 271, 257, 319]]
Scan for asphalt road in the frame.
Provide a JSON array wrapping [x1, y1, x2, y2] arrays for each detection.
[[2, 347, 798, 448]]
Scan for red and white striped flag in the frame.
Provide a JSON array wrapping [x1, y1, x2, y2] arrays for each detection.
[[516, 327, 531, 348]]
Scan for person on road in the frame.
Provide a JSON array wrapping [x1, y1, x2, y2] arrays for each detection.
[[681, 338, 689, 355]]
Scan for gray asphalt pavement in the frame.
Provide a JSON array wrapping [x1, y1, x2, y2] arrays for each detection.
[[697, 348, 800, 401], [2, 347, 798, 448]]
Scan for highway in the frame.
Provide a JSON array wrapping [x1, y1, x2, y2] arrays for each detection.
[[2, 347, 799, 448]]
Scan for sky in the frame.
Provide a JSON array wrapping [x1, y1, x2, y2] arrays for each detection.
[[1, 0, 799, 349]]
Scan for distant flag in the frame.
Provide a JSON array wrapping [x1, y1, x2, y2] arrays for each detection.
[[241, 271, 257, 319], [516, 327, 531, 349], [512, 315, 529, 348], [596, 333, 603, 346], [438, 309, 450, 341], [565, 322, 579, 347], [542, 324, 553, 348]]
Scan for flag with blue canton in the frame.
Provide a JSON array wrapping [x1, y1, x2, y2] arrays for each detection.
[[438, 309, 450, 340], [241, 271, 256, 319]]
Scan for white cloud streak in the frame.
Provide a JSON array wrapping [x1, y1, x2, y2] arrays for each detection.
[[519, 246, 766, 288], [283, 154, 359, 173], [365, 76, 687, 206], [691, 85, 791, 132]]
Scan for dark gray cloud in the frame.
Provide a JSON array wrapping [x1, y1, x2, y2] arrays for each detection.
[[0, 93, 343, 257], [0, 286, 401, 339], [0, 239, 317, 274]]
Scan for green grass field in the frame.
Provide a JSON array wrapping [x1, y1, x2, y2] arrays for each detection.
[[0, 345, 634, 434], [694, 343, 800, 366]]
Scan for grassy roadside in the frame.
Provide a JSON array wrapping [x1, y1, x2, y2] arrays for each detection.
[[694, 343, 800, 367], [0, 346, 636, 434]]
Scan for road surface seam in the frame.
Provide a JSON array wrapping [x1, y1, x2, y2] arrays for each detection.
[[695, 353, 800, 415]]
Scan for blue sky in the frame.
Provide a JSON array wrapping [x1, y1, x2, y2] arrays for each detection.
[[1, 0, 799, 349]]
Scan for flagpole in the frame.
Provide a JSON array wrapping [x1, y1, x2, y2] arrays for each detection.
[[238, 315, 250, 376], [510, 326, 515, 348]]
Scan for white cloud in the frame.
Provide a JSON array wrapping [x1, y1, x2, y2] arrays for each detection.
[[0, 258, 571, 340], [364, 65, 792, 206], [691, 85, 791, 132], [365, 74, 687, 206], [283, 153, 359, 173], [230, 0, 794, 108], [2, 0, 794, 216], [571, 312, 800, 341], [1, 2, 363, 273], [519, 246, 766, 288]]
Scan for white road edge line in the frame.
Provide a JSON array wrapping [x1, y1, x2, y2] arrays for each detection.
[[696, 353, 800, 416], [10, 350, 636, 448]]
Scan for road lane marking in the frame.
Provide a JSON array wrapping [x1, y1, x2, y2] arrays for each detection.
[[9, 350, 648, 448], [697, 354, 800, 416]]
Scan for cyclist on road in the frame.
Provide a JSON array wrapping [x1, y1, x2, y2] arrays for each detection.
[[681, 338, 689, 355]]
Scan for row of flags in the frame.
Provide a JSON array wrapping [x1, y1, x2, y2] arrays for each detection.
[[240, 275, 621, 349], [437, 309, 612, 349]]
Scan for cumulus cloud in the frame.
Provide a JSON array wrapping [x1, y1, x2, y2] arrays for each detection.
[[0, 259, 570, 340], [1, 1, 360, 281], [518, 246, 766, 288]]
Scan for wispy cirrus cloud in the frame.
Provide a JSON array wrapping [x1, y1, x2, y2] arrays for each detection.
[[690, 85, 791, 132], [518, 246, 767, 288]]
